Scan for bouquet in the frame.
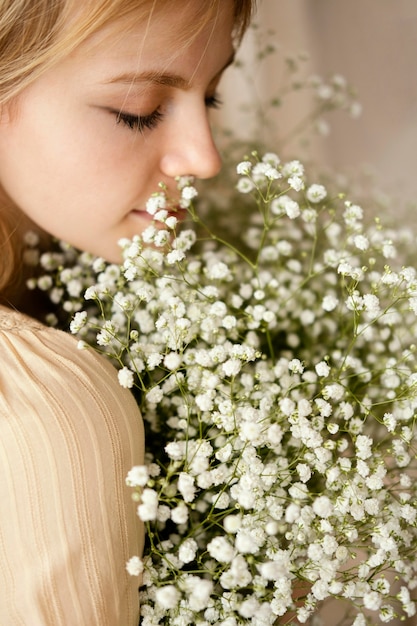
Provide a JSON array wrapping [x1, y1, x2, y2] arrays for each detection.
[[28, 151, 417, 625]]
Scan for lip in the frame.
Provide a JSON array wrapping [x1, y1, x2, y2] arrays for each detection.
[[167, 206, 189, 221], [130, 208, 155, 221]]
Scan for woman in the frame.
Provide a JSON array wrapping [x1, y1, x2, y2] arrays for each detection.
[[0, 0, 255, 624]]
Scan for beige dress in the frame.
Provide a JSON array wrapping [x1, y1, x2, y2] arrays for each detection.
[[0, 306, 144, 625]]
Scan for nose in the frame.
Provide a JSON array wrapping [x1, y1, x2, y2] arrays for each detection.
[[159, 106, 222, 180]]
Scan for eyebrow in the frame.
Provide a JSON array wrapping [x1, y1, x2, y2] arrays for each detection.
[[103, 53, 236, 89]]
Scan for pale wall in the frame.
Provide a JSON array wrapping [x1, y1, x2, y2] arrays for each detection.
[[217, 0, 417, 212]]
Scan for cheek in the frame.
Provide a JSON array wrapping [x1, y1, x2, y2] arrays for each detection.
[[0, 120, 123, 211], [0, 98, 153, 233]]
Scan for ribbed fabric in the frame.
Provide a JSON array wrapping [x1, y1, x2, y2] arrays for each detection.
[[0, 306, 144, 625]]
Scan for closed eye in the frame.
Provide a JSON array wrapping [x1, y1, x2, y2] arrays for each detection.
[[205, 93, 222, 109], [114, 93, 221, 133], [115, 109, 164, 132]]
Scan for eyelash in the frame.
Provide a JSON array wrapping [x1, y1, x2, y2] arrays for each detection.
[[205, 93, 223, 109], [115, 92, 223, 132], [116, 109, 163, 132]]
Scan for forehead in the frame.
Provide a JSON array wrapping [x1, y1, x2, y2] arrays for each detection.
[[73, 1, 236, 80], [84, 1, 233, 53]]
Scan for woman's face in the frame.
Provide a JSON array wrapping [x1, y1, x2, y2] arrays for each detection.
[[0, 2, 235, 261]]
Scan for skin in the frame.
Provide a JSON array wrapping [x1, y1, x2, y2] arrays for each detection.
[[0, 1, 235, 262]]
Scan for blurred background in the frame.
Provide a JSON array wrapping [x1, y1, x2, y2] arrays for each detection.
[[217, 0, 417, 217]]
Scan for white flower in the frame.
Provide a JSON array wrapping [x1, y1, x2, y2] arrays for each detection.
[[288, 175, 304, 192], [364, 591, 382, 611], [70, 310, 88, 333], [207, 536, 235, 562], [382, 241, 396, 258], [145, 385, 163, 404], [353, 234, 369, 250], [356, 434, 373, 460], [297, 463, 312, 483], [323, 383, 344, 401], [178, 473, 196, 503], [153, 209, 168, 223], [154, 229, 170, 247], [306, 184, 327, 203], [126, 556, 144, 576], [186, 577, 213, 611], [141, 225, 157, 243], [171, 503, 188, 524], [264, 165, 280, 180], [166, 249, 185, 264], [137, 488, 159, 521], [155, 585, 180, 609], [220, 555, 253, 589], [222, 358, 242, 377], [262, 152, 280, 166], [39, 149, 417, 624], [223, 515, 242, 534], [282, 159, 304, 177], [315, 361, 330, 377], [181, 185, 198, 200], [165, 441, 185, 460], [322, 294, 338, 311], [165, 215, 178, 230], [206, 261, 232, 280], [146, 193, 166, 215], [288, 358, 304, 374], [237, 177, 255, 193], [178, 538, 198, 564], [383, 412, 397, 432], [312, 495, 333, 518], [272, 195, 301, 219], [280, 397, 295, 416], [222, 315, 237, 329], [126, 465, 149, 487], [236, 160, 252, 175], [163, 352, 182, 370], [289, 482, 309, 500], [212, 492, 230, 509], [118, 367, 134, 389], [363, 293, 380, 315]]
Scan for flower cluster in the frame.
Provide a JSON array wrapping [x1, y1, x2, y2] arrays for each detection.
[[28, 153, 417, 625]]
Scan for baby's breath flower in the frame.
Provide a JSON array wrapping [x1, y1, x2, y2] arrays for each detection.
[[155, 585, 180, 609], [354, 234, 369, 250], [146, 193, 166, 215], [273, 194, 301, 219], [236, 176, 255, 193], [137, 488, 159, 521], [146, 385, 163, 404], [306, 183, 327, 203], [118, 366, 134, 389], [282, 159, 304, 177], [288, 175, 305, 192], [236, 160, 252, 175], [181, 185, 198, 201], [34, 147, 417, 626], [126, 556, 144, 576], [70, 310, 88, 333], [315, 361, 330, 377], [126, 465, 149, 487], [207, 536, 235, 563], [178, 538, 198, 564]]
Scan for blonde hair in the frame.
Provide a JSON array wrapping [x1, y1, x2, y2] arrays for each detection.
[[0, 0, 255, 294]]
